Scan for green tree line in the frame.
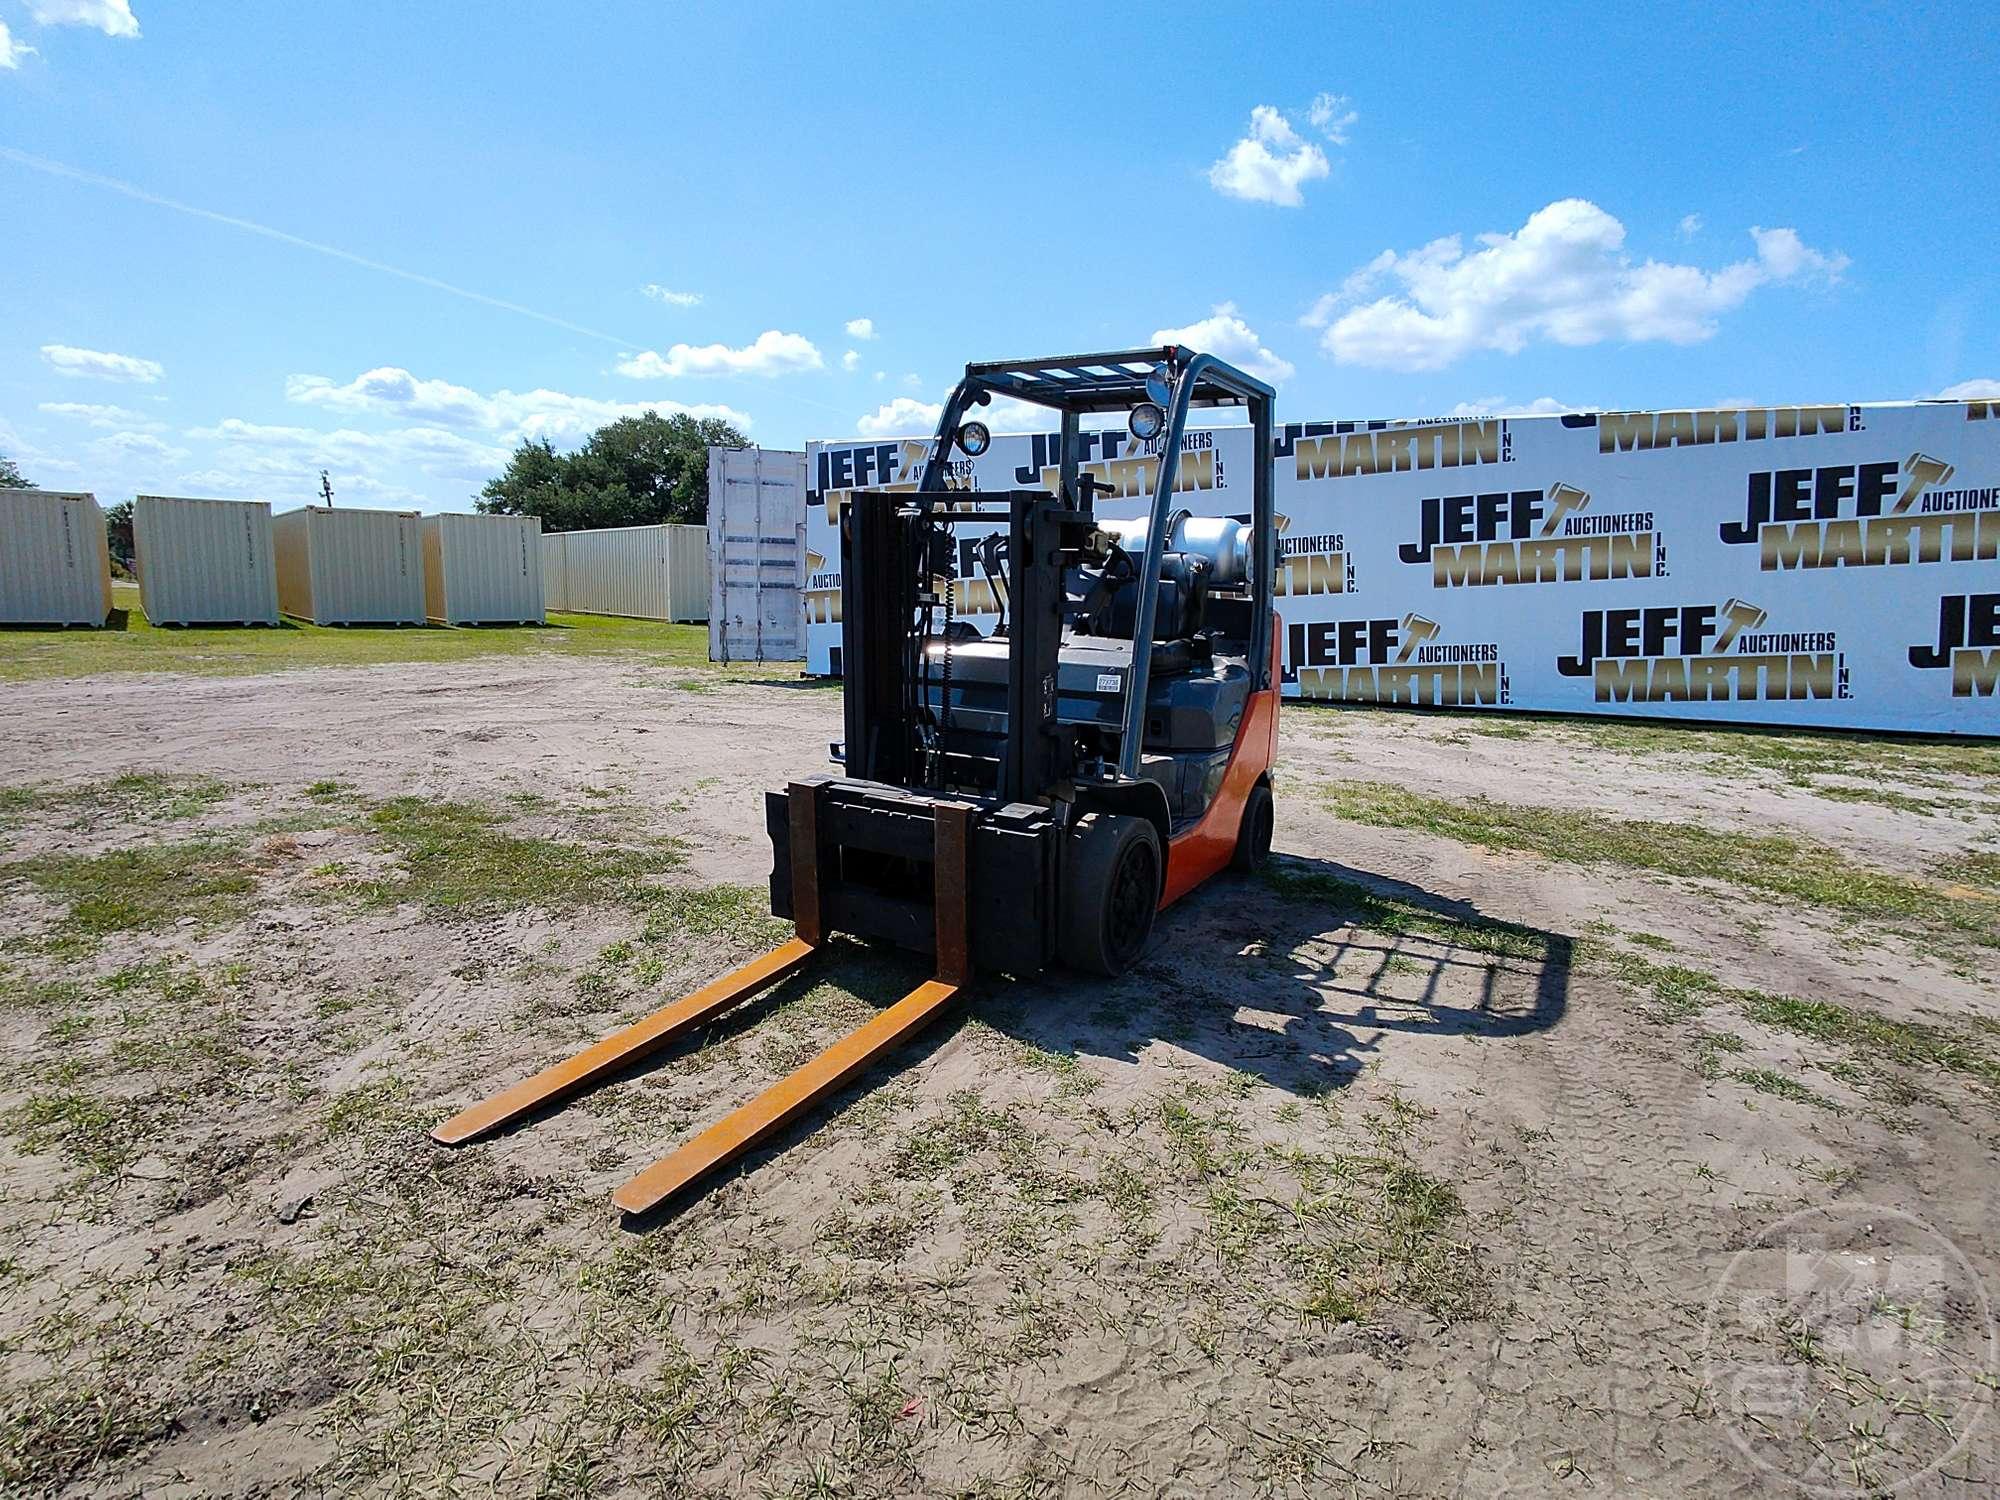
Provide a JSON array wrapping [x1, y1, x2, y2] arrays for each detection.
[[475, 411, 747, 531]]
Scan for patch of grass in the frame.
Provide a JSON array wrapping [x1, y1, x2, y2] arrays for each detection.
[[0, 772, 231, 833], [1, 585, 767, 684], [890, 1092, 1009, 1180], [1809, 782, 1942, 816], [320, 1074, 423, 1141], [1732, 1067, 1840, 1110], [1326, 779, 1996, 947], [0, 1379, 178, 1492], [359, 797, 679, 913], [7, 840, 257, 936], [1738, 993, 2000, 1090], [1590, 944, 2000, 1101], [1936, 851, 2000, 894], [638, 884, 789, 949], [5, 1088, 144, 1176], [1523, 714, 2000, 786]]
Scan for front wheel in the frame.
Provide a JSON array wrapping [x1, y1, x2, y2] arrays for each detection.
[[1058, 812, 1161, 977], [1231, 780, 1274, 873]]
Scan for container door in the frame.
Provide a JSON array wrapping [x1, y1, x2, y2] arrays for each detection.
[[707, 446, 806, 662]]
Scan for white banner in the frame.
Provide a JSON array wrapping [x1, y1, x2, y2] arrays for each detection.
[[805, 399, 2000, 734]]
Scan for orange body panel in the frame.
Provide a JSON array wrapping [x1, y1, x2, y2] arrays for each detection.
[[1160, 618, 1281, 908]]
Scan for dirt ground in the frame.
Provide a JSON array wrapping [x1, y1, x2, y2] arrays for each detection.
[[1, 654, 1996, 1498]]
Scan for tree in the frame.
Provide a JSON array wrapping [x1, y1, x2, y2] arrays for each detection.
[[0, 452, 29, 489], [476, 411, 747, 531], [104, 500, 136, 569]]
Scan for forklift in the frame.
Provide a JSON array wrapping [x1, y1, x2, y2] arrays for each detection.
[[434, 347, 1280, 1215]]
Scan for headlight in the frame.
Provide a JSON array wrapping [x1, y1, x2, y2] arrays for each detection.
[[1128, 401, 1165, 443], [956, 420, 991, 457]]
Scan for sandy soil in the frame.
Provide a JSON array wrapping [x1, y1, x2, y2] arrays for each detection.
[[1, 655, 1995, 1498]]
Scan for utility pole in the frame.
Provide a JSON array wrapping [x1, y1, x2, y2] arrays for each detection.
[[319, 470, 335, 507]]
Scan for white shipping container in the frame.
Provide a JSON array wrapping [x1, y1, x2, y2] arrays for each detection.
[[133, 494, 280, 626], [707, 446, 806, 661], [0, 489, 112, 626], [543, 523, 707, 621], [271, 505, 426, 625], [541, 532, 570, 612], [422, 513, 545, 625]]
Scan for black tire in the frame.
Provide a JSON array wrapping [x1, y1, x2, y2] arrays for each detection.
[[1058, 812, 1161, 977], [1231, 780, 1274, 873]]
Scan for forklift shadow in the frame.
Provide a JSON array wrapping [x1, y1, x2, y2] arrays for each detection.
[[978, 852, 1573, 1101], [611, 859, 1570, 1230]]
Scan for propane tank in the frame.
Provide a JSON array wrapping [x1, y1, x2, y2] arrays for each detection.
[[1101, 511, 1253, 588]]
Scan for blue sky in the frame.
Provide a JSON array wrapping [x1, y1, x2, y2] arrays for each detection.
[[3, 1, 1995, 514]]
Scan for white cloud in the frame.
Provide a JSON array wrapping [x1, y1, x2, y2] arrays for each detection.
[[841, 349, 862, 372], [1151, 302, 1295, 383], [616, 329, 822, 379], [641, 284, 702, 308], [1306, 92, 1357, 145], [97, 430, 188, 462], [968, 395, 1056, 433], [1747, 225, 1845, 281], [1937, 379, 2000, 400], [1208, 104, 1331, 207], [41, 343, 164, 382], [39, 401, 163, 430], [857, 397, 942, 439], [845, 317, 876, 341], [1677, 213, 1703, 239], [28, 0, 138, 36], [284, 366, 752, 442], [1443, 396, 1589, 418], [1306, 199, 1849, 372], [0, 21, 37, 67], [189, 418, 512, 487]]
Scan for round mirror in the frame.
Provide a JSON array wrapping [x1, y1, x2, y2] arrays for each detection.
[[1128, 402, 1166, 443], [956, 420, 991, 457]]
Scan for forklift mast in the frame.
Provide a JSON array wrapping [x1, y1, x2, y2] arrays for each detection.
[[841, 346, 1277, 806]]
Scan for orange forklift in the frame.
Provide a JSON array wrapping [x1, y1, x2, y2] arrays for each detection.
[[433, 347, 1280, 1215]]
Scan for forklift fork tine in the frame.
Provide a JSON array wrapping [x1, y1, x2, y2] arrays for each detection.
[[611, 976, 961, 1217], [430, 936, 817, 1146]]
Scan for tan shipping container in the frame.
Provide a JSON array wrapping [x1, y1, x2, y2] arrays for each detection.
[[133, 494, 281, 626], [539, 523, 707, 621], [541, 531, 570, 612], [422, 512, 545, 625], [0, 489, 112, 626], [271, 505, 425, 625]]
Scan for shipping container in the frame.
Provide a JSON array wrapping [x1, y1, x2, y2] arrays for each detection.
[[422, 512, 544, 625], [0, 489, 113, 626], [132, 494, 280, 626], [541, 531, 570, 612], [707, 446, 806, 661], [271, 505, 426, 625], [538, 523, 707, 621]]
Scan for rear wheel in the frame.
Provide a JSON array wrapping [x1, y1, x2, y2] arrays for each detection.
[[1231, 780, 1274, 873], [1059, 812, 1161, 977]]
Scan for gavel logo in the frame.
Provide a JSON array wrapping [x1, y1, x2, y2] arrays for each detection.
[[1396, 612, 1442, 663], [1715, 597, 1769, 652], [1540, 481, 1592, 536], [1896, 452, 1955, 514]]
